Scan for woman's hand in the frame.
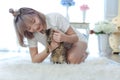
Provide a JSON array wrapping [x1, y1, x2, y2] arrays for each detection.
[[48, 40, 59, 52], [53, 29, 66, 42]]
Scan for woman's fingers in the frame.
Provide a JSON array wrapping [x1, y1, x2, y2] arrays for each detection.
[[49, 41, 59, 51], [53, 30, 64, 42], [53, 34, 61, 42]]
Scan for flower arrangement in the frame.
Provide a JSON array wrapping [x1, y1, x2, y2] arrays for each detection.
[[80, 4, 89, 11], [80, 4, 89, 22], [61, 0, 75, 20], [61, 0, 75, 7], [90, 21, 116, 34]]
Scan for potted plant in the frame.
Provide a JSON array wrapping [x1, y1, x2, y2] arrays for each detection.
[[90, 20, 116, 56], [80, 4, 89, 23]]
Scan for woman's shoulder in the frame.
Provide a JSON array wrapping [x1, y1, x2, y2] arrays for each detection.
[[45, 12, 65, 27], [46, 12, 64, 19]]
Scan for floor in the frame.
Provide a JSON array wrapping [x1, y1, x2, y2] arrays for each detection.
[[0, 51, 120, 64], [107, 54, 120, 63]]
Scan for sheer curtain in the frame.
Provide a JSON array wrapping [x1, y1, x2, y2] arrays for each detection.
[[0, 0, 104, 54]]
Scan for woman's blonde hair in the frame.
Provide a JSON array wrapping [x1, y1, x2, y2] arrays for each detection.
[[9, 7, 46, 47]]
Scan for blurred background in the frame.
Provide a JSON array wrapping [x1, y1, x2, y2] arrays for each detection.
[[0, 0, 118, 58]]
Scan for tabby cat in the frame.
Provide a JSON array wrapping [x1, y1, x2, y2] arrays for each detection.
[[45, 28, 67, 64]]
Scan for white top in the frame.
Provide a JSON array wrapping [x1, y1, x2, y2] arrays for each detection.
[[27, 13, 87, 47]]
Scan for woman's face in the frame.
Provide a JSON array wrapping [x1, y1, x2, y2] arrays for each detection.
[[24, 14, 46, 34]]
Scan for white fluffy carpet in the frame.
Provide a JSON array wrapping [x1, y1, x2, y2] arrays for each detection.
[[0, 54, 120, 80]]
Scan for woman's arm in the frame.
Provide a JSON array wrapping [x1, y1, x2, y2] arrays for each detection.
[[29, 41, 59, 63], [29, 47, 50, 63], [64, 26, 79, 43], [53, 26, 79, 43]]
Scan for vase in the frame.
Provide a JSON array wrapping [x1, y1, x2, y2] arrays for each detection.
[[98, 34, 112, 57], [66, 6, 69, 21], [82, 11, 86, 23]]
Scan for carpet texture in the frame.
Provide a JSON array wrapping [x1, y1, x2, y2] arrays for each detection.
[[0, 54, 120, 80]]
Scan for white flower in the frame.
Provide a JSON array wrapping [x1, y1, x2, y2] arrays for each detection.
[[94, 21, 116, 34]]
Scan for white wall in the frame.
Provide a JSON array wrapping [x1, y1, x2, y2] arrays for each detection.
[[0, 0, 104, 52]]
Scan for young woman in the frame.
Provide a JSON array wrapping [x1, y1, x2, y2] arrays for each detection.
[[9, 7, 88, 64]]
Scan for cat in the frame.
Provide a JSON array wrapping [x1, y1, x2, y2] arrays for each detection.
[[45, 28, 67, 64]]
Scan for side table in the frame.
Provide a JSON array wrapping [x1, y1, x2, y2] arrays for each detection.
[[70, 22, 90, 38]]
